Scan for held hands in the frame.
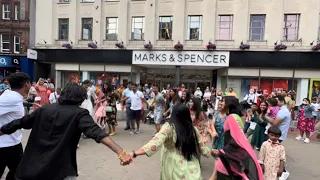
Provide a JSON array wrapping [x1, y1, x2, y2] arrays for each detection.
[[211, 149, 220, 157], [118, 151, 133, 166]]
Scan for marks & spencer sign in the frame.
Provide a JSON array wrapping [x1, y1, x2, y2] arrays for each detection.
[[132, 51, 229, 67]]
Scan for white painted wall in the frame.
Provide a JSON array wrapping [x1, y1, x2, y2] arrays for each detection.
[[296, 79, 309, 105]]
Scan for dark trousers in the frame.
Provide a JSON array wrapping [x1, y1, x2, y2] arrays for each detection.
[[0, 143, 23, 180], [125, 108, 131, 128]]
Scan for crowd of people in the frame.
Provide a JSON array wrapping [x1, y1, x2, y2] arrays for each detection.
[[0, 73, 319, 180]]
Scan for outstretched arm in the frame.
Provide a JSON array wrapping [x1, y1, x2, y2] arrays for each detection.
[[0, 110, 38, 135]]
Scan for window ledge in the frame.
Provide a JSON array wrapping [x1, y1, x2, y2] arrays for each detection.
[[215, 40, 235, 46], [280, 40, 302, 47], [248, 40, 267, 46], [57, 2, 70, 4]]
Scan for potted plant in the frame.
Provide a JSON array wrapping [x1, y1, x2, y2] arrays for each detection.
[[206, 41, 216, 50], [239, 42, 250, 50], [115, 41, 125, 49], [88, 42, 97, 49], [144, 41, 153, 50], [274, 44, 287, 50], [174, 41, 183, 51], [61, 43, 72, 49]]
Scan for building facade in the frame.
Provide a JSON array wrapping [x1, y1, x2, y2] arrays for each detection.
[[33, 0, 320, 104], [0, 0, 33, 80]]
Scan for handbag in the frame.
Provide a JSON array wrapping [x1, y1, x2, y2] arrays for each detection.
[[105, 106, 113, 112]]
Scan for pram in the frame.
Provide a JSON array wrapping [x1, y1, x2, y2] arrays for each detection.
[[143, 110, 155, 125]]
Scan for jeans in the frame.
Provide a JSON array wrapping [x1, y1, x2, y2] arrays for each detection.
[[125, 108, 131, 128]]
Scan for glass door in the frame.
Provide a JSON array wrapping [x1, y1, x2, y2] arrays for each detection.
[[196, 81, 211, 92]]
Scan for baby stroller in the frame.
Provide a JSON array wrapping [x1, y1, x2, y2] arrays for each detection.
[[144, 110, 155, 125]]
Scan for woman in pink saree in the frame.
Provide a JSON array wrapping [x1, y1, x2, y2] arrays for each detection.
[[34, 79, 49, 110], [212, 96, 264, 180]]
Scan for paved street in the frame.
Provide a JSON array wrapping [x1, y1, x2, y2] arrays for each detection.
[[2, 111, 320, 180]]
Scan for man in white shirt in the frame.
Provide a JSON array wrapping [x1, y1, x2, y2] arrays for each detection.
[[123, 84, 148, 135], [0, 72, 31, 180], [49, 88, 61, 104]]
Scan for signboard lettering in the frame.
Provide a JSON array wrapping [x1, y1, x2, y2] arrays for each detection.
[[132, 51, 229, 67]]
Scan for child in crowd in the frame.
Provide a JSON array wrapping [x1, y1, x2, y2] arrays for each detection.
[[259, 126, 286, 180], [265, 98, 281, 133], [246, 108, 256, 138], [95, 96, 107, 129]]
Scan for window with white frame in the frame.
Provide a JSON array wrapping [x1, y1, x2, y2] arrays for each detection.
[[106, 17, 118, 41], [131, 17, 145, 40], [2, 4, 10, 20], [0, 34, 10, 53], [216, 15, 233, 40], [82, 18, 93, 40], [187, 16, 202, 40], [249, 15, 265, 41], [14, 4, 19, 20], [14, 36, 20, 54], [283, 14, 300, 41], [159, 16, 173, 40]]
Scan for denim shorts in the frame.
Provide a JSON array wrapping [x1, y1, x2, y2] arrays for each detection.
[[154, 110, 163, 124]]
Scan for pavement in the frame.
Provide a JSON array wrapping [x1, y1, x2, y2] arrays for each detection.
[[2, 110, 320, 180]]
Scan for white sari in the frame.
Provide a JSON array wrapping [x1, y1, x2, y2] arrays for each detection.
[[81, 87, 94, 117]]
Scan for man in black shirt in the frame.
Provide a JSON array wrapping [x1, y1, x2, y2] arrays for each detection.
[[0, 83, 132, 180]]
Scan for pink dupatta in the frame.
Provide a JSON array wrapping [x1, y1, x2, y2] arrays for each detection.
[[216, 114, 264, 180]]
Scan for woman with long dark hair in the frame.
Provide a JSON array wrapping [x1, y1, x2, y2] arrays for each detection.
[[130, 103, 214, 179], [251, 101, 269, 150], [180, 90, 191, 107], [211, 96, 263, 180], [163, 88, 179, 118]]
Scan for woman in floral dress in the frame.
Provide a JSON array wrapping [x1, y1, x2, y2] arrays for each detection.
[[105, 91, 118, 136], [189, 97, 211, 144], [130, 103, 214, 180], [296, 98, 315, 143]]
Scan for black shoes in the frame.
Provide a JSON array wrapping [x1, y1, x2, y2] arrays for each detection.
[[124, 127, 130, 130]]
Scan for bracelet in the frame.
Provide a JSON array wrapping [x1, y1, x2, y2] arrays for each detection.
[[132, 150, 137, 158], [118, 151, 125, 160]]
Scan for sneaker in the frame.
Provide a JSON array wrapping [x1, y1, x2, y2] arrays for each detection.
[[304, 138, 310, 143], [124, 127, 130, 130], [279, 171, 290, 180], [295, 136, 303, 140], [134, 130, 141, 134], [129, 130, 135, 135]]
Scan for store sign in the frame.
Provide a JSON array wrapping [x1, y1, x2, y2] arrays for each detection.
[[27, 49, 38, 60], [0, 56, 20, 67], [132, 51, 229, 67]]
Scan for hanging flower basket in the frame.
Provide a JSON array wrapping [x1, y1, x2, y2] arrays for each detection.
[[239, 43, 250, 50], [206, 42, 216, 50], [115, 42, 125, 49], [61, 43, 72, 49], [88, 42, 97, 49], [274, 44, 287, 50], [312, 44, 320, 51], [174, 42, 183, 51], [144, 41, 153, 50]]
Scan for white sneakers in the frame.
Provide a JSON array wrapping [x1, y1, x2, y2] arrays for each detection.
[[279, 171, 290, 180], [295, 136, 310, 143]]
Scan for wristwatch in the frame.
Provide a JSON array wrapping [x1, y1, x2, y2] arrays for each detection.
[[132, 150, 137, 158]]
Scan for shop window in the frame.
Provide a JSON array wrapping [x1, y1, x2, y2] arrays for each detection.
[[2, 3, 10, 20], [14, 36, 20, 54], [249, 15, 265, 41], [187, 15, 202, 40], [58, 18, 69, 40], [283, 14, 300, 41], [106, 17, 118, 41], [159, 16, 173, 40], [131, 17, 145, 40], [82, 18, 93, 40], [216, 15, 233, 40], [0, 34, 10, 53]]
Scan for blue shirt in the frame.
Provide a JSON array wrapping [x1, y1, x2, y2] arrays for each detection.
[[122, 88, 132, 107], [276, 105, 291, 141]]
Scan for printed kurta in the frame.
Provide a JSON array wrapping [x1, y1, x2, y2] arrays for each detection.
[[259, 140, 286, 180], [142, 122, 211, 180]]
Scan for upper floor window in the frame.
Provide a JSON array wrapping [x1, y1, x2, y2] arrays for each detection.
[[187, 15, 202, 40], [82, 18, 93, 40], [14, 4, 19, 20], [249, 15, 265, 41], [159, 16, 173, 40], [131, 17, 145, 40], [216, 15, 233, 40], [2, 4, 10, 20], [106, 17, 118, 41], [283, 14, 300, 41], [0, 34, 10, 53], [59, 18, 69, 40], [14, 36, 20, 54]]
